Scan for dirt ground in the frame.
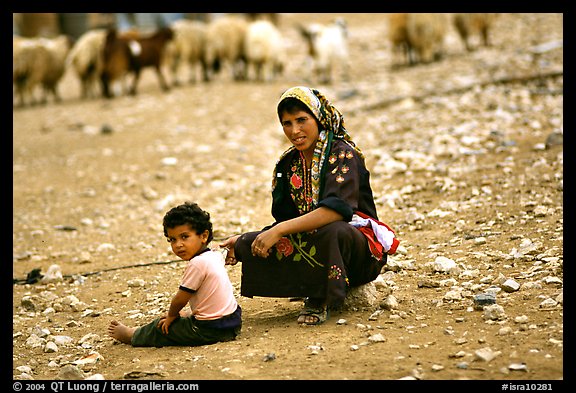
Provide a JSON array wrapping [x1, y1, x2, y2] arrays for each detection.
[[13, 13, 564, 382]]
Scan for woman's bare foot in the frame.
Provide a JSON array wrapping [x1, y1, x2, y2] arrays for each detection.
[[297, 298, 328, 325], [298, 314, 324, 324], [108, 320, 136, 344]]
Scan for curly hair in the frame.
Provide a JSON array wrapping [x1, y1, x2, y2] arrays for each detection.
[[162, 201, 214, 244]]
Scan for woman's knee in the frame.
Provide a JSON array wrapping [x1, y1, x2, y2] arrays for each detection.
[[318, 220, 357, 237], [234, 231, 259, 260]]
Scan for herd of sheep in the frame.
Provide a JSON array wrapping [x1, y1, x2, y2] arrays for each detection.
[[13, 13, 496, 107]]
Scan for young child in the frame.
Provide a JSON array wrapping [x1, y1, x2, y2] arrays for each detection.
[[108, 201, 241, 347]]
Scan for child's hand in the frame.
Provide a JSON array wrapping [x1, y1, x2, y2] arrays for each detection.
[[220, 235, 240, 265], [157, 315, 178, 334], [224, 250, 238, 265]]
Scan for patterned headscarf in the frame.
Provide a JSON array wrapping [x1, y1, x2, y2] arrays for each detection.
[[273, 86, 364, 208]]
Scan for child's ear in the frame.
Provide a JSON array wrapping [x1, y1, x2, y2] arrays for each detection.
[[201, 230, 210, 243]]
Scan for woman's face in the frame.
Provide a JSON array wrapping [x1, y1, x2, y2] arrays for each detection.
[[280, 109, 320, 157]]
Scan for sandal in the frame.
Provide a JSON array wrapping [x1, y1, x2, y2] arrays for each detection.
[[298, 303, 329, 325]]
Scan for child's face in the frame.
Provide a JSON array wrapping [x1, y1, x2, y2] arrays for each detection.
[[165, 224, 209, 261]]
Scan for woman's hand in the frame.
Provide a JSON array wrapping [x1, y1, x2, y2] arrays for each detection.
[[251, 227, 283, 258], [220, 235, 240, 265]]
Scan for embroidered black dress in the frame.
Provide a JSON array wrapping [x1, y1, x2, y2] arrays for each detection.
[[234, 139, 387, 309]]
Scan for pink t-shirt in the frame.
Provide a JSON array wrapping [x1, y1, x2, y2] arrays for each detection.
[[180, 249, 238, 321]]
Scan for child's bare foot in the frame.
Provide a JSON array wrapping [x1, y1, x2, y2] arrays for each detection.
[[108, 320, 136, 344]]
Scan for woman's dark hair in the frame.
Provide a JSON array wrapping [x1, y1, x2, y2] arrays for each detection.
[[277, 97, 317, 123], [163, 201, 213, 244]]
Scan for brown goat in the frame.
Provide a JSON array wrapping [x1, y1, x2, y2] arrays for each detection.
[[101, 28, 132, 98], [101, 27, 174, 98]]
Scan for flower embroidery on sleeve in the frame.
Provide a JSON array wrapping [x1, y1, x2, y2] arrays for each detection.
[[330, 148, 354, 184]]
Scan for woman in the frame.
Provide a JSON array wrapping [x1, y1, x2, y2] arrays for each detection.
[[220, 86, 399, 325]]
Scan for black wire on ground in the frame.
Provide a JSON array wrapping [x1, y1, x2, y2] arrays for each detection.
[[12, 259, 183, 285]]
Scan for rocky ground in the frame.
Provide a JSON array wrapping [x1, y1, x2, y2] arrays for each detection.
[[12, 13, 564, 382]]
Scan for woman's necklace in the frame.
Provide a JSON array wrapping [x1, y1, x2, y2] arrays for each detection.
[[299, 151, 313, 212]]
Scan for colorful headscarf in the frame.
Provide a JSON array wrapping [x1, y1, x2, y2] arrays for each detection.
[[273, 86, 364, 208]]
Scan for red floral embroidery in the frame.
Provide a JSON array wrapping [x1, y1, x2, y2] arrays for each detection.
[[290, 173, 303, 189], [276, 237, 294, 257]]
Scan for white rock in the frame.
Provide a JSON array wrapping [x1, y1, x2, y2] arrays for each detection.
[[368, 333, 386, 343], [40, 264, 63, 283], [127, 279, 146, 287], [483, 304, 507, 321], [44, 341, 58, 353], [501, 279, 521, 292], [539, 298, 558, 309], [432, 256, 457, 273], [85, 374, 105, 380], [474, 347, 501, 362]]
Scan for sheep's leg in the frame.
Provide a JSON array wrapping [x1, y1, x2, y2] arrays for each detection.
[[47, 84, 61, 103], [14, 80, 26, 107], [171, 54, 181, 86], [481, 26, 490, 47], [129, 70, 141, 95], [255, 62, 264, 82], [100, 73, 113, 99], [188, 61, 197, 84], [201, 59, 210, 82], [81, 78, 89, 99], [155, 65, 170, 91]]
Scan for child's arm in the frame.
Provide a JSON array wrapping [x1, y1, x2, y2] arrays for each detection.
[[157, 289, 193, 334]]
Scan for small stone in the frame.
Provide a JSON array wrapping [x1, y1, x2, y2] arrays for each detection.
[[368, 333, 386, 343], [57, 365, 85, 380], [509, 363, 529, 372], [262, 353, 276, 362], [501, 279, 521, 292], [474, 293, 496, 310], [44, 341, 58, 353]]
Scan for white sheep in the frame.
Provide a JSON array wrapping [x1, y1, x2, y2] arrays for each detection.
[[14, 36, 45, 106], [13, 35, 71, 107], [299, 17, 349, 84], [39, 35, 71, 102], [65, 28, 107, 99], [165, 19, 208, 86], [204, 14, 248, 81], [244, 19, 285, 82]]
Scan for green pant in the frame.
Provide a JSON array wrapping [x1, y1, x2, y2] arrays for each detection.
[[131, 316, 240, 347]]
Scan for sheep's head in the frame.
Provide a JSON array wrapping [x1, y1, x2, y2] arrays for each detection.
[[333, 18, 348, 38], [297, 23, 322, 57]]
